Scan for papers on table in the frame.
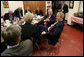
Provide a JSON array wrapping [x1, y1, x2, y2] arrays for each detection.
[[32, 15, 44, 25], [33, 15, 44, 20], [5, 20, 12, 27]]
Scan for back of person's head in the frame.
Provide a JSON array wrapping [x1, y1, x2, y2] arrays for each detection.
[[56, 12, 64, 21], [24, 13, 34, 23], [2, 25, 21, 46]]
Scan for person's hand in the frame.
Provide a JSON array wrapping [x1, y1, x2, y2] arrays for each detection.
[[62, 9, 64, 12], [41, 31, 46, 35], [45, 19, 50, 22]]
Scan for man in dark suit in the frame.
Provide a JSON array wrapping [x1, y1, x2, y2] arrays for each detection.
[[3, 10, 14, 21], [14, 7, 23, 19], [38, 12, 64, 46], [43, 8, 56, 27], [24, 6, 32, 14], [35, 7, 43, 16], [57, 1, 68, 21], [1, 25, 33, 56]]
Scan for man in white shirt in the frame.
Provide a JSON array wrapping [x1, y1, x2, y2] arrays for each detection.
[[24, 6, 32, 14]]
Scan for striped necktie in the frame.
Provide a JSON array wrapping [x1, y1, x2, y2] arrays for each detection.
[[44, 16, 49, 27], [48, 21, 58, 33]]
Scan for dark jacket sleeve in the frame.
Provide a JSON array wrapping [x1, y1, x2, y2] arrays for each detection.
[[57, 4, 61, 12], [21, 10, 23, 17], [40, 10, 43, 16], [43, 14, 48, 20], [3, 13, 8, 21], [24, 10, 27, 15], [14, 9, 19, 17], [35, 10, 38, 15], [32, 26, 42, 39], [64, 4, 68, 13]]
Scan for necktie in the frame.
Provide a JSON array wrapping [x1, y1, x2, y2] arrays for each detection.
[[48, 21, 57, 33], [44, 16, 49, 27]]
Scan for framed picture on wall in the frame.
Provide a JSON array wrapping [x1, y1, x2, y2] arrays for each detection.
[[69, 1, 74, 9], [3, 1, 9, 8]]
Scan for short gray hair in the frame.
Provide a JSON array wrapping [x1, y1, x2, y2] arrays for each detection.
[[2, 25, 21, 46], [57, 12, 64, 18], [24, 13, 34, 23]]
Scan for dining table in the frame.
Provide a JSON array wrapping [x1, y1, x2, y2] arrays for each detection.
[[1, 14, 44, 43]]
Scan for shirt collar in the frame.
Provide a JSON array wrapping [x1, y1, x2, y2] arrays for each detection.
[[7, 44, 19, 49], [60, 19, 63, 22]]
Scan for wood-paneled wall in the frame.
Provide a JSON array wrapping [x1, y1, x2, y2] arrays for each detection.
[[23, 1, 46, 15]]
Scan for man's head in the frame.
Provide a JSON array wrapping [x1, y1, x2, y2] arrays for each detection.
[[37, 7, 40, 10], [61, 1, 65, 4], [48, 8, 53, 15], [26, 6, 29, 10], [9, 10, 13, 15], [18, 7, 22, 11], [2, 25, 21, 46], [56, 12, 64, 21]]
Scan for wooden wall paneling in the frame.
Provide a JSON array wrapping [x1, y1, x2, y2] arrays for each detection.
[[23, 1, 46, 15]]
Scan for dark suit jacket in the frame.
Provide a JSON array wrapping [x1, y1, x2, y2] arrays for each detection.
[[35, 10, 43, 16], [21, 23, 42, 41], [57, 3, 68, 13], [45, 20, 64, 45], [43, 14, 56, 27], [1, 39, 33, 56], [14, 9, 23, 19], [24, 10, 32, 14], [3, 13, 14, 21], [1, 42, 7, 53]]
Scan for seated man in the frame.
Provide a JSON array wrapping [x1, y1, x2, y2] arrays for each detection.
[[38, 12, 64, 46], [24, 6, 32, 14], [35, 7, 43, 16], [1, 25, 33, 56], [14, 7, 23, 19], [3, 10, 14, 21], [43, 8, 56, 27]]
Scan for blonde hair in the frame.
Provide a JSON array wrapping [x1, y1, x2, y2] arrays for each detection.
[[24, 13, 34, 23]]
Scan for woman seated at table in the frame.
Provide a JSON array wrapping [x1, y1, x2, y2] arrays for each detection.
[[21, 13, 42, 43]]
